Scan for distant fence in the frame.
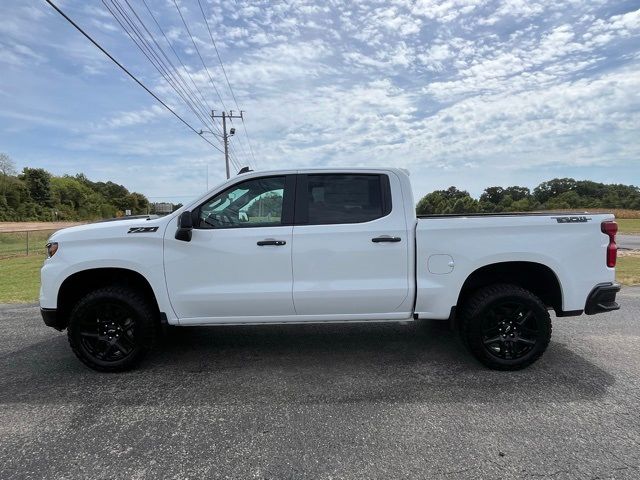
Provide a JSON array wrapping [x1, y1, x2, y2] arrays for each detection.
[[0, 230, 56, 259]]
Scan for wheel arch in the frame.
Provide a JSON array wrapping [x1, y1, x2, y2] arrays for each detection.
[[457, 261, 564, 315], [57, 268, 161, 329]]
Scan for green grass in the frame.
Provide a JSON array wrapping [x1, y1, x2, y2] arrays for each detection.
[[617, 255, 640, 286], [616, 219, 640, 235], [0, 230, 53, 258], [0, 255, 44, 303]]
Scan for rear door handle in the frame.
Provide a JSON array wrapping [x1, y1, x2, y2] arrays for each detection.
[[257, 239, 286, 246], [372, 236, 402, 243]]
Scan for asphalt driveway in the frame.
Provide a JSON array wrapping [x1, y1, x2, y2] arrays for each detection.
[[1, 289, 639, 479], [619, 234, 640, 250]]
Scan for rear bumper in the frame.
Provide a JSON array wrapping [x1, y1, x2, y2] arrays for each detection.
[[585, 283, 621, 315], [40, 308, 66, 331]]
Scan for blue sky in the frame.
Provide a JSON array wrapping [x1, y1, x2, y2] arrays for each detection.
[[1, 0, 639, 204]]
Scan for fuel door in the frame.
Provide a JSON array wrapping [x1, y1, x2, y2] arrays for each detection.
[[428, 254, 455, 275]]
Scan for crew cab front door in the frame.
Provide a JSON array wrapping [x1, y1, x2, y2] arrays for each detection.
[[291, 173, 411, 317], [164, 175, 296, 323]]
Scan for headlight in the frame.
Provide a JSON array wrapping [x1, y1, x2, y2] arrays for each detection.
[[46, 242, 59, 258]]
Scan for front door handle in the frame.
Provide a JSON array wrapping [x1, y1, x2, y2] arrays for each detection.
[[257, 239, 286, 246], [372, 236, 402, 243]]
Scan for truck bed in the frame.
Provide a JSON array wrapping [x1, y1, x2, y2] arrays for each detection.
[[413, 213, 615, 319]]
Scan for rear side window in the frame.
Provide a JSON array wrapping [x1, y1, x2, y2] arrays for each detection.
[[300, 174, 391, 225]]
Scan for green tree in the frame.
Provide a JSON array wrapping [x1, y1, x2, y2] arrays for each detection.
[[480, 186, 505, 205], [533, 178, 577, 204], [451, 196, 479, 214], [416, 191, 447, 214], [21, 167, 53, 207], [504, 186, 530, 202], [0, 152, 17, 198], [417, 187, 478, 214]]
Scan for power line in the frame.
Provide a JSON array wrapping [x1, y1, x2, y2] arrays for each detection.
[[172, 0, 228, 113], [119, 0, 215, 127], [197, 0, 258, 169], [173, 0, 254, 168], [44, 0, 224, 154], [104, 0, 215, 133], [139, 0, 224, 137], [240, 116, 258, 169], [226, 109, 252, 168], [107, 0, 224, 141], [196, 0, 239, 110], [228, 144, 242, 170]]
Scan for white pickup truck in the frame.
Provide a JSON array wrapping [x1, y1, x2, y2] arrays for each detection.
[[40, 168, 620, 372]]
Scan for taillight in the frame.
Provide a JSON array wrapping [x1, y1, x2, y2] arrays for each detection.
[[601, 221, 617, 268]]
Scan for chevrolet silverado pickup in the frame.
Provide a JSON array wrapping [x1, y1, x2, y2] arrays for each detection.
[[40, 168, 621, 372]]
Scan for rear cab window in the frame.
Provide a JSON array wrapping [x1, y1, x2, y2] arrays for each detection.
[[295, 173, 392, 225]]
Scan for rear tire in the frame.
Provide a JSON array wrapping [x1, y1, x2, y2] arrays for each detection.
[[460, 284, 552, 371], [67, 287, 157, 372]]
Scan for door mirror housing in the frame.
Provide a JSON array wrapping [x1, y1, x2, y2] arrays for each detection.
[[175, 210, 193, 242]]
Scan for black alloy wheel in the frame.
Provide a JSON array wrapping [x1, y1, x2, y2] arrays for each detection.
[[480, 300, 539, 360], [460, 284, 552, 371], [67, 287, 157, 372], [77, 301, 137, 362]]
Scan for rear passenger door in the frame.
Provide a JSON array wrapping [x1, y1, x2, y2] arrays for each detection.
[[292, 172, 411, 317]]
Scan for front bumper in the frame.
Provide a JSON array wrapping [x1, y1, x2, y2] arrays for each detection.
[[585, 283, 621, 315], [41, 308, 66, 331]]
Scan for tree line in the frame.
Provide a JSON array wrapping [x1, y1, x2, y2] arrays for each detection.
[[0, 153, 155, 221], [2, 152, 639, 221], [416, 178, 640, 215]]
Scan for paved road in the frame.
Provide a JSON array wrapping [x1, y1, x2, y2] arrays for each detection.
[[1, 292, 639, 480], [619, 234, 640, 250]]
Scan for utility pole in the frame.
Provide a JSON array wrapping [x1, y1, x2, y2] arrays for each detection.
[[212, 110, 243, 179]]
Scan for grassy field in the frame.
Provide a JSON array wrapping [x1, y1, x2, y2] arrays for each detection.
[[0, 222, 84, 259], [0, 230, 53, 258], [0, 255, 44, 303], [1, 253, 639, 304], [617, 219, 640, 235], [617, 254, 640, 286]]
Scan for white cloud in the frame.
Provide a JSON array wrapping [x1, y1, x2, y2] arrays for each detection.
[[411, 0, 486, 22], [417, 44, 453, 71], [410, 66, 640, 171], [97, 105, 167, 129], [0, 42, 46, 67], [585, 8, 640, 46]]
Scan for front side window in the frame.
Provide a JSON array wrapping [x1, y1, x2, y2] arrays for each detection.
[[197, 176, 286, 229], [305, 174, 388, 225]]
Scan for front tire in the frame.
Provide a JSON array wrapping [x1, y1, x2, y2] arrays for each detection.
[[460, 284, 552, 371], [67, 287, 157, 372]]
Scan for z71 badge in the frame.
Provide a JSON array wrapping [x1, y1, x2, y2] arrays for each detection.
[[551, 216, 591, 223], [127, 226, 159, 233]]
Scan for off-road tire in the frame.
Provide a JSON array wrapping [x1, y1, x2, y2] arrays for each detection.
[[460, 284, 552, 371], [67, 287, 157, 372]]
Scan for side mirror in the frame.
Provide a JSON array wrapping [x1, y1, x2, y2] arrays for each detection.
[[175, 210, 193, 242]]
